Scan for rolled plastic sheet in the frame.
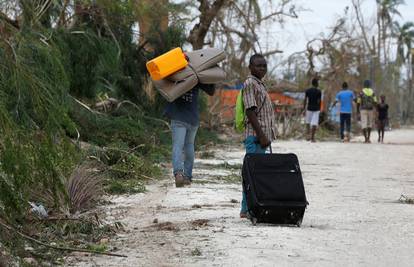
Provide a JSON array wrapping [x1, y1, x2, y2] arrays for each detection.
[[151, 48, 226, 102]]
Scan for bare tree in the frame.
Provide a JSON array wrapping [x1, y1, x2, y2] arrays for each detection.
[[206, 0, 298, 79], [187, 0, 228, 49]]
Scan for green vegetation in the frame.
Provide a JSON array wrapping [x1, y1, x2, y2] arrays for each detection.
[[0, 29, 79, 222], [0, 1, 216, 264], [192, 173, 241, 185]]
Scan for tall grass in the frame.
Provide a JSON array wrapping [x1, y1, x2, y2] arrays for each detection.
[[66, 163, 104, 213]]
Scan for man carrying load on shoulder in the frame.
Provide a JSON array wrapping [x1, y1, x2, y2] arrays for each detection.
[[357, 80, 377, 143], [240, 54, 277, 218], [164, 84, 215, 187]]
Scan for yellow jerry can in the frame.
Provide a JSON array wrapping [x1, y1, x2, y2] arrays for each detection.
[[146, 47, 188, 80]]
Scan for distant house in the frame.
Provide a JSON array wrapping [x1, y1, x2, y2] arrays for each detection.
[[208, 80, 305, 123]]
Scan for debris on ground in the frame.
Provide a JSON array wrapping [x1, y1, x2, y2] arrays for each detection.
[[399, 194, 414, 204], [190, 219, 210, 228]]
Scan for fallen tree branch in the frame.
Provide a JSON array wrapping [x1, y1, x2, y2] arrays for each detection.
[[0, 220, 127, 258], [139, 174, 156, 181], [70, 96, 103, 115], [39, 217, 86, 222], [25, 216, 86, 224], [71, 96, 171, 130], [116, 100, 171, 130]]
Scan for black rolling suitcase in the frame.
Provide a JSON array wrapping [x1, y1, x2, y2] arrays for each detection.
[[242, 152, 308, 226]]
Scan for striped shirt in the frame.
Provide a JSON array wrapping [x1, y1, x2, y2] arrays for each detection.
[[243, 75, 277, 141]]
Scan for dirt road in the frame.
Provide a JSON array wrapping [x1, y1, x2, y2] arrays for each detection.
[[67, 128, 414, 267]]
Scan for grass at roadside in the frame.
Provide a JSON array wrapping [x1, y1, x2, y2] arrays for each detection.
[[192, 172, 241, 185]]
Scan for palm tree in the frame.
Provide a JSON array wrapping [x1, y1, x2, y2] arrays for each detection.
[[392, 21, 414, 122], [377, 0, 405, 24], [376, 0, 405, 63], [393, 21, 414, 64]]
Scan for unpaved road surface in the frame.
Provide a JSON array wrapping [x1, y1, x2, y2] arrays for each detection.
[[66, 129, 414, 267]]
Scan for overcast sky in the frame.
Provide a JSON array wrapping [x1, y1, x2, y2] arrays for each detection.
[[262, 0, 414, 56]]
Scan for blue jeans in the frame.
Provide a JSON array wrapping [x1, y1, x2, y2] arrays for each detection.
[[241, 136, 268, 214], [171, 120, 199, 179], [339, 113, 351, 139]]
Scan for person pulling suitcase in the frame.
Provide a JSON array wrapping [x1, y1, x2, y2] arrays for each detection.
[[239, 54, 277, 218]]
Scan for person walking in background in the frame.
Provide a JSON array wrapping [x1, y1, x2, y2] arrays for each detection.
[[164, 84, 215, 187], [377, 95, 389, 143], [240, 54, 277, 218], [303, 78, 322, 142], [331, 82, 355, 142], [357, 80, 377, 143]]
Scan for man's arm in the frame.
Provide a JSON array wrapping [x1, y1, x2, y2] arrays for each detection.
[[199, 83, 215, 96], [302, 95, 307, 113], [386, 104, 389, 120], [318, 91, 322, 110], [246, 108, 270, 148], [356, 93, 361, 114], [356, 98, 361, 122], [331, 100, 338, 109]]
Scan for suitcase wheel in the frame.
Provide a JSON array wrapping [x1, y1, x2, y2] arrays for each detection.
[[251, 217, 257, 226]]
